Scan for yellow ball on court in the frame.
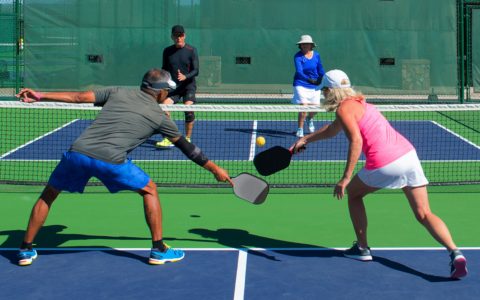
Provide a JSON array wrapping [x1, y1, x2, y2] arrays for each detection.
[[256, 136, 266, 147]]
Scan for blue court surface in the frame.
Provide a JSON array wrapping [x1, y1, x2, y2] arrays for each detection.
[[0, 248, 479, 299], [3, 120, 480, 161]]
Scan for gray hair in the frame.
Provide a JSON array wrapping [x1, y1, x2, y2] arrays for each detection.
[[140, 68, 174, 95], [142, 68, 171, 84]]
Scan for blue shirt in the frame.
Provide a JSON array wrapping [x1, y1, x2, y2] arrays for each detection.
[[293, 51, 325, 89]]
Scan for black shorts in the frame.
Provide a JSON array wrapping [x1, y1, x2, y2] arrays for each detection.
[[168, 86, 197, 104]]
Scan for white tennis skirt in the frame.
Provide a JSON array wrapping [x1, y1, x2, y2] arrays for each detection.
[[291, 85, 322, 105], [357, 150, 429, 189]]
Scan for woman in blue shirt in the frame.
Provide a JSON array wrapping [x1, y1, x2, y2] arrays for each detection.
[[292, 35, 325, 137]]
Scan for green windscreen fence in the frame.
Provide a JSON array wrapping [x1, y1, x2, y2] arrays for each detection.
[[0, 0, 21, 99], [473, 8, 480, 94], [8, 0, 462, 100]]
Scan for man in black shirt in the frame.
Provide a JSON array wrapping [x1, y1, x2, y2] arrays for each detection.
[[156, 25, 199, 147]]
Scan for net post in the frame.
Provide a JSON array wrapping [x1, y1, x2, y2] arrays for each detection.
[[14, 0, 24, 95], [457, 0, 465, 103]]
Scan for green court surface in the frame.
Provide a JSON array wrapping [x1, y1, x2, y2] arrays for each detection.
[[1, 185, 478, 249]]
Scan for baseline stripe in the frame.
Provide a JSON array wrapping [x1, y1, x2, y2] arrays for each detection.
[[1, 247, 480, 251]]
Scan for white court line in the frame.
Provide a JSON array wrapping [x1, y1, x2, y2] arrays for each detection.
[[1, 247, 480, 251], [430, 120, 480, 149], [0, 119, 79, 159], [248, 120, 258, 161], [3, 158, 480, 163], [234, 249, 248, 300]]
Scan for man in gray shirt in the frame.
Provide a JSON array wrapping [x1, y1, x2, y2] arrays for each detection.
[[15, 68, 232, 266]]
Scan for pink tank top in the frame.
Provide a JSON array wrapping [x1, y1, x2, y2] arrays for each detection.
[[353, 98, 414, 170]]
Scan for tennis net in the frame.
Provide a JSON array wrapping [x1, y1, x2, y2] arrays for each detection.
[[1, 101, 479, 187]]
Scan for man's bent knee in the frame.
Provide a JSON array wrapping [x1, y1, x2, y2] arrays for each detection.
[[138, 179, 158, 196]]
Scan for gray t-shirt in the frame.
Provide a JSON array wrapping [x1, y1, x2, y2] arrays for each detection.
[[70, 87, 181, 164]]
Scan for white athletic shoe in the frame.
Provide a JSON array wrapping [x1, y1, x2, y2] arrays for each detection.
[[306, 117, 315, 133], [296, 128, 304, 137]]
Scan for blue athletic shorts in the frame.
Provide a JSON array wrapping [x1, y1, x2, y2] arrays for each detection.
[[48, 151, 150, 193]]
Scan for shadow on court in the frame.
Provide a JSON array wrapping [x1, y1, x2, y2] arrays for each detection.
[[0, 225, 150, 265], [170, 227, 455, 282], [372, 256, 454, 282], [224, 128, 295, 139]]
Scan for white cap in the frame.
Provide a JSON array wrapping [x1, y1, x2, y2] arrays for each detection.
[[296, 35, 316, 47], [319, 69, 351, 89]]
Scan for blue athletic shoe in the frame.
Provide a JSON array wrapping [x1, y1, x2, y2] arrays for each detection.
[[450, 249, 468, 279], [149, 245, 185, 265], [18, 249, 38, 266]]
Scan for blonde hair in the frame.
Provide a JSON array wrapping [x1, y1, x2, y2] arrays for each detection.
[[322, 87, 365, 112]]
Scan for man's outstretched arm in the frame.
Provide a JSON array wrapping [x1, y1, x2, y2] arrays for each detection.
[[16, 88, 95, 104]]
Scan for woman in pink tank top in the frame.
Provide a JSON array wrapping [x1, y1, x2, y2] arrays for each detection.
[[291, 70, 467, 278]]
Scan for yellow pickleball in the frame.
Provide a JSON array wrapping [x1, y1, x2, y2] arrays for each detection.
[[256, 136, 266, 147]]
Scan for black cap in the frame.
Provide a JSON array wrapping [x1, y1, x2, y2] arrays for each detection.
[[171, 25, 185, 34]]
